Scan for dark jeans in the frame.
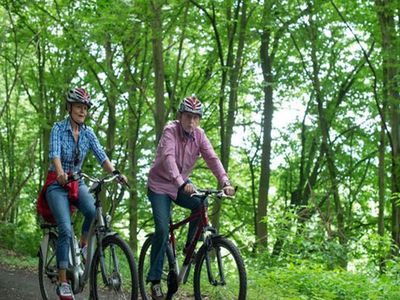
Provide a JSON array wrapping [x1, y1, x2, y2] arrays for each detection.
[[146, 188, 201, 282]]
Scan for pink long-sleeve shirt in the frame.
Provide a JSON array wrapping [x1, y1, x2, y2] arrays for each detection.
[[148, 121, 229, 200]]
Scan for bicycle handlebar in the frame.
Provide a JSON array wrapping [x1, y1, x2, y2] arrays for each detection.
[[67, 171, 130, 188], [191, 187, 236, 199]]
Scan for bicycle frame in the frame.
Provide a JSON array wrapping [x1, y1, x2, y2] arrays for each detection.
[[39, 172, 121, 295], [77, 174, 119, 289], [139, 188, 244, 300], [168, 195, 214, 284]]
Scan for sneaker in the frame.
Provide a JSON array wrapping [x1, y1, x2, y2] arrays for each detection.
[[57, 282, 74, 300], [151, 283, 164, 300]]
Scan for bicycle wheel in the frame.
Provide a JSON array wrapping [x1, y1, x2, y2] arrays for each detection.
[[193, 236, 247, 300], [38, 232, 59, 300], [90, 234, 138, 300], [138, 234, 175, 300]]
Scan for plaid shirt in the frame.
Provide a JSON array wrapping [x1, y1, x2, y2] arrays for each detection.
[[148, 121, 229, 200], [48, 117, 108, 173]]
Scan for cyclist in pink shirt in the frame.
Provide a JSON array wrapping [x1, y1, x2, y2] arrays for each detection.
[[146, 96, 235, 299]]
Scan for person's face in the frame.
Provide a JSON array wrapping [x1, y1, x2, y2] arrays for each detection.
[[179, 112, 200, 133], [70, 103, 88, 124]]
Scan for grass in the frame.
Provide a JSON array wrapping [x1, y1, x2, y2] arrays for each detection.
[[247, 262, 400, 300], [0, 247, 37, 269]]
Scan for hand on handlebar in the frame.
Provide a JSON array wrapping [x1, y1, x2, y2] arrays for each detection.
[[111, 169, 129, 187], [184, 183, 195, 194], [57, 172, 68, 186], [223, 185, 235, 196], [116, 174, 129, 186]]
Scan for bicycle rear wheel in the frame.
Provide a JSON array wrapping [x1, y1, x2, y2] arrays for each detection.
[[38, 232, 59, 300], [193, 236, 247, 300], [90, 235, 138, 300], [138, 234, 175, 300]]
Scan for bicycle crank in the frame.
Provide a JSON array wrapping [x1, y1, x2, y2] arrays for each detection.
[[166, 269, 178, 299]]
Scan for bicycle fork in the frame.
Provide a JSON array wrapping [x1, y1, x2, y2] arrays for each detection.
[[204, 235, 226, 286], [205, 247, 226, 286]]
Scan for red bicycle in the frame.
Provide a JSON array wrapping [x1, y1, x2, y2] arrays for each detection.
[[138, 188, 247, 299]]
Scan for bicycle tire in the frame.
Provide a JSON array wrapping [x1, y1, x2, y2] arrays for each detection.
[[138, 234, 175, 300], [90, 234, 138, 300], [38, 232, 59, 300], [193, 236, 247, 300]]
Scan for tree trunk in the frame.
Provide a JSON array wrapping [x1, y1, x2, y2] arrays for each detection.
[[150, 0, 166, 143], [308, 3, 347, 267], [375, 0, 400, 252], [211, 0, 249, 232], [104, 34, 117, 159], [378, 121, 386, 272], [257, 4, 273, 249], [123, 34, 146, 253]]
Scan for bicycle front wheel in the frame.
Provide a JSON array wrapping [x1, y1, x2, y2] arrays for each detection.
[[193, 236, 247, 300], [38, 232, 59, 300], [90, 235, 138, 300]]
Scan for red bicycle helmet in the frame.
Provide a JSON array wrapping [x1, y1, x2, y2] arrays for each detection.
[[178, 96, 203, 117], [66, 88, 92, 108]]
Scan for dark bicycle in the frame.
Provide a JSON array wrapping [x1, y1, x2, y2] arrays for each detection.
[[138, 188, 247, 299], [38, 172, 138, 299]]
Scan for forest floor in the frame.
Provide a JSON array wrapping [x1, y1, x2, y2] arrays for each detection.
[[0, 262, 192, 300], [0, 263, 40, 300]]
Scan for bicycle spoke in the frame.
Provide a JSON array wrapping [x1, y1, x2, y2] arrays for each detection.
[[91, 235, 138, 299], [138, 235, 175, 300], [194, 237, 246, 300], [38, 233, 59, 300]]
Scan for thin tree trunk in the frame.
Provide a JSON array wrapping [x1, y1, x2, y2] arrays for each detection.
[[150, 0, 166, 143], [308, 3, 347, 267], [123, 32, 147, 253], [375, 0, 400, 252], [256, 0, 275, 250], [104, 34, 117, 159], [212, 0, 249, 232], [378, 121, 386, 272]]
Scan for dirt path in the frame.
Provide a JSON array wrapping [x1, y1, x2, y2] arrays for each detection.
[[0, 264, 91, 300], [0, 264, 192, 300], [0, 264, 40, 299]]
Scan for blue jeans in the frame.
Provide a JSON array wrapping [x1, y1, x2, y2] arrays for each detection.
[[147, 188, 202, 282], [46, 180, 96, 270]]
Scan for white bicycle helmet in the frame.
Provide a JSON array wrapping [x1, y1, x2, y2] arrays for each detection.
[[178, 96, 203, 117], [66, 88, 92, 108]]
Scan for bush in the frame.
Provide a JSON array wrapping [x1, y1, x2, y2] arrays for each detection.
[[0, 221, 41, 257], [248, 261, 400, 299]]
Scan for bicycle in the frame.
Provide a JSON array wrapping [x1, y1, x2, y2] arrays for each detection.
[[138, 188, 247, 300], [38, 172, 139, 299]]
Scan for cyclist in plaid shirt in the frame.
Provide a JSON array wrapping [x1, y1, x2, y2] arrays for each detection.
[[41, 87, 126, 300]]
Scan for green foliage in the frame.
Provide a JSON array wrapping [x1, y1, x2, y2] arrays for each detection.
[[0, 247, 37, 269], [0, 221, 41, 257], [0, 0, 400, 295], [248, 262, 400, 300]]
